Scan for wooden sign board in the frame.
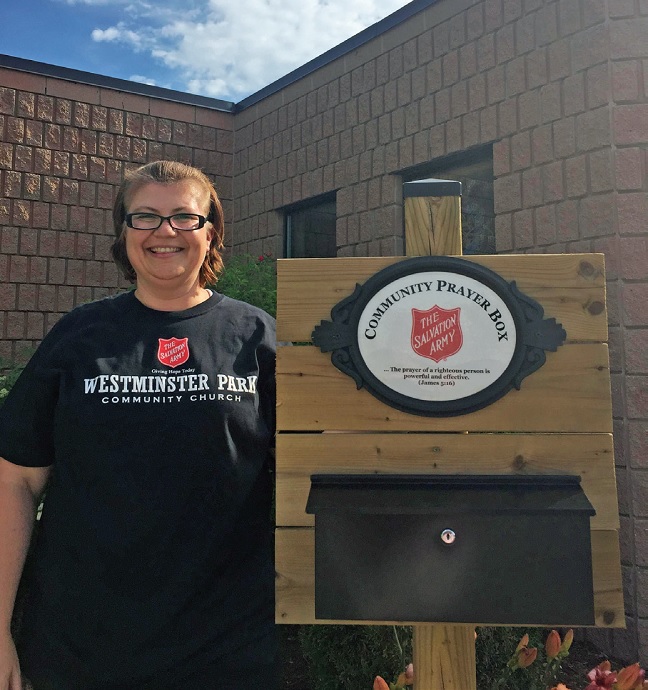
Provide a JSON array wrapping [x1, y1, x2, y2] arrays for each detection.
[[275, 253, 622, 628]]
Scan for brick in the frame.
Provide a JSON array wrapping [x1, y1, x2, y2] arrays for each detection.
[[612, 60, 641, 102], [0, 199, 10, 225], [589, 149, 613, 192], [71, 154, 88, 180], [614, 105, 648, 145], [476, 34, 496, 72], [572, 24, 609, 72], [531, 125, 553, 164], [487, 65, 505, 103], [14, 145, 33, 172], [495, 24, 515, 64], [0, 142, 12, 169], [0, 283, 17, 310], [9, 255, 28, 282], [628, 376, 648, 419], [1, 225, 19, 253], [52, 151, 69, 176], [17, 283, 37, 311], [623, 255, 647, 322], [44, 123, 61, 149], [547, 39, 571, 81], [513, 208, 534, 248], [466, 5, 484, 41], [584, 0, 606, 27], [618, 193, 648, 235], [50, 205, 68, 231], [494, 173, 522, 213], [542, 161, 564, 202], [539, 82, 561, 123], [495, 213, 513, 251], [626, 329, 648, 374], [0, 86, 16, 114], [6, 117, 25, 143], [25, 121, 43, 147], [535, 4, 558, 46], [580, 192, 615, 237], [510, 131, 531, 170], [526, 49, 547, 89], [23, 174, 40, 200], [553, 118, 576, 157], [484, 0, 503, 33], [586, 63, 611, 109], [33, 148, 51, 175], [12, 200, 30, 226], [576, 106, 611, 151], [108, 109, 124, 134], [80, 181, 96, 207], [523, 167, 542, 208], [54, 99, 72, 125], [4, 171, 22, 198], [563, 73, 586, 116], [492, 138, 510, 175], [629, 421, 648, 469], [5, 312, 26, 340], [61, 180, 79, 205], [535, 204, 557, 244], [558, 0, 581, 36], [480, 105, 498, 142], [615, 148, 645, 191], [556, 199, 579, 241], [622, 283, 648, 326], [91, 106, 107, 131], [611, 18, 648, 59], [506, 56, 526, 95], [32, 202, 50, 229], [36, 95, 54, 122], [16, 91, 35, 118], [73, 102, 90, 128], [515, 13, 534, 54]]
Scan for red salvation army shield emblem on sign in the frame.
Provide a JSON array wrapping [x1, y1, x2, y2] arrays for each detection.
[[157, 337, 189, 368], [411, 306, 463, 363]]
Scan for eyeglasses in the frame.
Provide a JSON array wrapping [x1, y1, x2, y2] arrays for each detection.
[[125, 213, 208, 231]]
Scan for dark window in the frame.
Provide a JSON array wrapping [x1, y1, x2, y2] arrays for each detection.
[[284, 195, 337, 258]]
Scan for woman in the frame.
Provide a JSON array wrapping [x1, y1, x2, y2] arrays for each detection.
[[0, 161, 277, 689]]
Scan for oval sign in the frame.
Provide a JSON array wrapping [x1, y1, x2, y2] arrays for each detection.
[[312, 257, 566, 416]]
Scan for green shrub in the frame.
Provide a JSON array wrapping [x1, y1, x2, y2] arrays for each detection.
[[298, 625, 412, 690], [213, 252, 277, 317], [476, 627, 545, 689]]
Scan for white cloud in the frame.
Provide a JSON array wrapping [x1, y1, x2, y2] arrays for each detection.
[[129, 74, 157, 86], [89, 0, 409, 100]]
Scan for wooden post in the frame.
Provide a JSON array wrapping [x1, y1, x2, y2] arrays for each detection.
[[404, 178, 476, 690]]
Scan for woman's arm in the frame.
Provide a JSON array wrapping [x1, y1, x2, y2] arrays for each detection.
[[0, 457, 50, 690]]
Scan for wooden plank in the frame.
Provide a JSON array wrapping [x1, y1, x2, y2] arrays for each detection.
[[276, 343, 613, 433], [404, 196, 463, 257], [274, 528, 624, 628], [413, 625, 476, 690], [276, 254, 608, 343], [275, 433, 618, 530]]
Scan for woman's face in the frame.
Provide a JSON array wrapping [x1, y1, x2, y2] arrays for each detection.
[[125, 180, 213, 292]]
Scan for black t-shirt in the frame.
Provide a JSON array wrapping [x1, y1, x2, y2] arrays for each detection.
[[0, 291, 276, 689]]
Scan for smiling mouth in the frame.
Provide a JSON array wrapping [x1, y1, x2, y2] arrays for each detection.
[[148, 247, 182, 253]]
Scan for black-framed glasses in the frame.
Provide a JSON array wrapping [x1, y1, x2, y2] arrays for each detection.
[[125, 213, 208, 231]]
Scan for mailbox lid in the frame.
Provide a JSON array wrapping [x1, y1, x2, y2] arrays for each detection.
[[306, 473, 595, 516]]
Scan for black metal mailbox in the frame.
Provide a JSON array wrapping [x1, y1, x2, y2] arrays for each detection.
[[306, 474, 596, 624]]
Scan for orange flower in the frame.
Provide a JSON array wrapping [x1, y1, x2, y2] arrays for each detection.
[[517, 646, 538, 669], [373, 676, 390, 690], [395, 663, 414, 687], [546, 630, 561, 659], [616, 663, 646, 690], [550, 684, 571, 690], [516, 634, 530, 651], [561, 629, 574, 653]]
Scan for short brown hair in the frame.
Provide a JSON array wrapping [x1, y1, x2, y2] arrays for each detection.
[[111, 160, 225, 286]]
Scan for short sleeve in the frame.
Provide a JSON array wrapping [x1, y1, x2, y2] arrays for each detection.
[[0, 332, 63, 467]]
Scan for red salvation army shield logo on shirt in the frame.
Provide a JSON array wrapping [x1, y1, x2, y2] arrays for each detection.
[[411, 306, 463, 363], [157, 337, 190, 368]]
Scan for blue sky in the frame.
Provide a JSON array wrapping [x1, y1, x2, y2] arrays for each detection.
[[2, 0, 409, 102]]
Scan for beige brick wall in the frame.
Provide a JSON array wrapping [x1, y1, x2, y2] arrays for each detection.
[[230, 0, 648, 662], [1, 0, 647, 664], [0, 67, 233, 362]]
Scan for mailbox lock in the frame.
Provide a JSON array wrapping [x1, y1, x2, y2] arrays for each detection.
[[441, 529, 456, 544]]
